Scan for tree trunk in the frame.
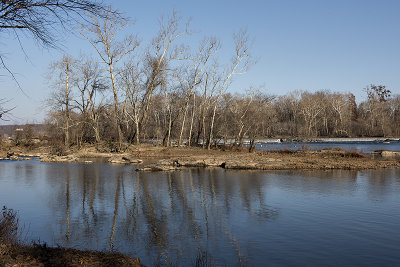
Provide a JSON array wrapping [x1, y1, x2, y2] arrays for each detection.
[[65, 60, 70, 147], [188, 94, 196, 147], [178, 100, 189, 146], [109, 63, 123, 150], [208, 102, 218, 150]]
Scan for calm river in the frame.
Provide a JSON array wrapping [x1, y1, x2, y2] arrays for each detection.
[[1, 159, 400, 266]]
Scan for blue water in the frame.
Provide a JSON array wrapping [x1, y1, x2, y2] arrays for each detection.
[[1, 159, 400, 266], [257, 141, 400, 154]]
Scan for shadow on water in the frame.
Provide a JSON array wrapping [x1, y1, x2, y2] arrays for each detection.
[[1, 160, 400, 266]]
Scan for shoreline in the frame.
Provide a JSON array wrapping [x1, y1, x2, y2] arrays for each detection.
[[1, 144, 399, 266], [0, 242, 141, 267], [1, 144, 399, 171]]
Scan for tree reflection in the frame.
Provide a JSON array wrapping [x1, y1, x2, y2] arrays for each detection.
[[45, 165, 280, 265], [65, 165, 70, 242], [109, 171, 121, 251]]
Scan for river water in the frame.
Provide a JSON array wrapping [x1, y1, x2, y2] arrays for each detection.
[[1, 159, 400, 266], [256, 141, 400, 154]]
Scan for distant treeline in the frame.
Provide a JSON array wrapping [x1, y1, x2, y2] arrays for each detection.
[[45, 83, 400, 149], [43, 10, 399, 150], [0, 124, 45, 138]]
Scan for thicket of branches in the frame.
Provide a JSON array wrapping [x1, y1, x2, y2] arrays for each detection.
[[44, 11, 400, 150], [1, 0, 111, 120]]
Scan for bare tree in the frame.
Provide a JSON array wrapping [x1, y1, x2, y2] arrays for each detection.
[[47, 55, 75, 146], [1, 0, 113, 123], [138, 11, 190, 145], [208, 29, 253, 149], [0, 98, 15, 121], [74, 58, 107, 144], [177, 37, 219, 146], [0, 0, 113, 52], [363, 84, 392, 136], [299, 92, 325, 136], [120, 61, 142, 144], [330, 93, 351, 136], [0, 0, 111, 82], [81, 8, 139, 150]]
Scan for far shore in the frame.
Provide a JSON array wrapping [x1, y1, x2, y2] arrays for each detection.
[[1, 142, 399, 171]]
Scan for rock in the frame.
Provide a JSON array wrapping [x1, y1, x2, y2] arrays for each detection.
[[222, 159, 284, 170], [7, 155, 31, 161], [380, 150, 400, 157], [136, 164, 180, 172], [40, 155, 78, 162], [222, 160, 259, 170], [109, 156, 143, 164], [175, 158, 224, 167], [109, 158, 127, 164], [157, 159, 175, 166], [122, 156, 143, 164]]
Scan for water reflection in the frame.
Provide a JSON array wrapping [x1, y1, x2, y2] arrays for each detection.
[[0, 160, 400, 266], [39, 165, 279, 265]]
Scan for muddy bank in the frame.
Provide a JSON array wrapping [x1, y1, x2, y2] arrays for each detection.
[[2, 144, 399, 171]]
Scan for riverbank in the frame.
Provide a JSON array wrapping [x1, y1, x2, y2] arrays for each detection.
[[0, 242, 141, 267], [1, 143, 399, 170], [0, 205, 141, 267]]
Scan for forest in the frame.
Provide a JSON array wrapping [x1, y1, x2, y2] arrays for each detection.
[[44, 10, 400, 151]]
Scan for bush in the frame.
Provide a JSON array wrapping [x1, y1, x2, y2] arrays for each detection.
[[0, 206, 20, 244], [50, 143, 67, 156]]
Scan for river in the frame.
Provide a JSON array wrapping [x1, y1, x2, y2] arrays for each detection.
[[256, 140, 400, 154], [1, 158, 400, 266]]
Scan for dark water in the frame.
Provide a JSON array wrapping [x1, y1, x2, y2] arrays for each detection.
[[257, 141, 400, 154], [1, 159, 400, 266]]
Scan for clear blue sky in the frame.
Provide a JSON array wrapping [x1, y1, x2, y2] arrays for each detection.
[[1, 0, 400, 124]]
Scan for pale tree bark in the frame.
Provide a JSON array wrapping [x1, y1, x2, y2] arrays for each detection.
[[121, 62, 142, 145], [187, 93, 196, 146], [138, 11, 189, 145], [330, 93, 350, 136], [64, 57, 71, 146], [208, 29, 253, 150], [72, 59, 105, 145], [299, 92, 325, 136], [81, 8, 139, 150], [47, 55, 75, 146], [177, 37, 219, 146]]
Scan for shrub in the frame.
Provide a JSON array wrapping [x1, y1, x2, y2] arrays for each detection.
[[0, 206, 20, 244]]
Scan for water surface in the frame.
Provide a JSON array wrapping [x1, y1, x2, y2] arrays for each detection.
[[1, 159, 400, 266], [257, 141, 400, 154]]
